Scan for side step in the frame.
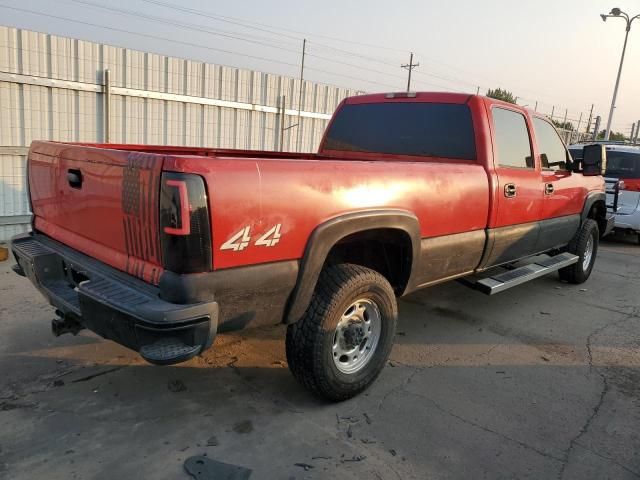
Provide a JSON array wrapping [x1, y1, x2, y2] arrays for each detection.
[[462, 252, 579, 295]]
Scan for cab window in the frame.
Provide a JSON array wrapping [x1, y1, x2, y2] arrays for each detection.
[[492, 108, 534, 168], [533, 117, 570, 171]]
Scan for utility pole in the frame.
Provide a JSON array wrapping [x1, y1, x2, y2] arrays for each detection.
[[636, 119, 640, 143], [279, 95, 285, 152], [104, 69, 111, 143], [534, 101, 538, 112], [630, 122, 636, 142], [550, 106, 555, 120], [401, 52, 419, 92], [563, 108, 568, 126], [586, 104, 594, 133], [593, 115, 602, 140], [574, 112, 583, 143], [296, 38, 306, 153], [476, 86, 480, 95]]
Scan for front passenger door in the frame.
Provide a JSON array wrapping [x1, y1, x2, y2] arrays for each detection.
[[533, 117, 581, 251]]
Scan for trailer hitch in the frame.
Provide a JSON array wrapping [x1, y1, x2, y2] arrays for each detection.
[[52, 310, 84, 337]]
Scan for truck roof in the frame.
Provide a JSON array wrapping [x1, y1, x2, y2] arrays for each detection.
[[344, 92, 539, 117], [569, 143, 640, 154], [345, 92, 472, 104]]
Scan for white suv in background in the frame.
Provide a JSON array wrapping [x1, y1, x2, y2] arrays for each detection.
[[569, 144, 640, 244]]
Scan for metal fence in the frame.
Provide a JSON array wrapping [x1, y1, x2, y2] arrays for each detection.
[[0, 26, 364, 240], [557, 128, 592, 145]]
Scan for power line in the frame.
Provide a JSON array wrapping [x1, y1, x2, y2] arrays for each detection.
[[67, 0, 462, 91], [138, 0, 492, 92], [72, 0, 409, 84], [73, 0, 415, 90], [1, 1, 603, 120], [150, 0, 629, 122], [139, 0, 587, 108], [139, 0, 410, 54], [0, 4, 402, 91], [0, 4, 302, 68], [69, 0, 303, 54]]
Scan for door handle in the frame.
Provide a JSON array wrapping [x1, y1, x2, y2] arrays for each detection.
[[67, 169, 83, 189], [544, 183, 554, 195], [504, 183, 517, 198]]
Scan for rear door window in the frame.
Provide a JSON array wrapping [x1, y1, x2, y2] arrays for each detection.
[[323, 102, 476, 160], [605, 151, 640, 178], [492, 108, 534, 168]]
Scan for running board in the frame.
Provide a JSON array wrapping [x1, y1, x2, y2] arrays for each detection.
[[461, 252, 579, 295]]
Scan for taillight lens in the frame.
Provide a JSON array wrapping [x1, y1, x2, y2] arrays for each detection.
[[160, 172, 212, 273]]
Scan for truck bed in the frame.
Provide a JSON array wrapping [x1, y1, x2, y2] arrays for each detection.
[[74, 143, 334, 160]]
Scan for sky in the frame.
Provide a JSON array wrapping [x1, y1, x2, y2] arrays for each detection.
[[1, 0, 639, 135]]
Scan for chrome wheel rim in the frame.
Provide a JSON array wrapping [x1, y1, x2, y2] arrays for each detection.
[[583, 235, 594, 270], [332, 298, 382, 374]]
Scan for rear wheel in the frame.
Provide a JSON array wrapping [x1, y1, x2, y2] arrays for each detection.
[[286, 264, 397, 402], [559, 219, 599, 284]]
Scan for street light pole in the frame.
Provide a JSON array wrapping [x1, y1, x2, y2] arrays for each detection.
[[601, 8, 640, 140]]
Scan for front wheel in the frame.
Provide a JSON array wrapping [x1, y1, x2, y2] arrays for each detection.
[[559, 219, 599, 284], [285, 264, 397, 402]]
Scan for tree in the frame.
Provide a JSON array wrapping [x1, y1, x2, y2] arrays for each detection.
[[596, 130, 627, 141], [486, 88, 517, 104], [552, 119, 574, 131]]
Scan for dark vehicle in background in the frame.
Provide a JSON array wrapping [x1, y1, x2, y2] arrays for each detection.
[[570, 144, 640, 243]]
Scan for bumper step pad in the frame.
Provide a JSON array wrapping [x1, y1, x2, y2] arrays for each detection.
[[140, 338, 202, 365]]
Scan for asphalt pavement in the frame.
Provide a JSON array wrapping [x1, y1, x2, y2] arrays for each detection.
[[0, 236, 638, 479]]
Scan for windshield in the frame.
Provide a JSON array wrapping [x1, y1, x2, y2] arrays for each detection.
[[323, 102, 476, 160]]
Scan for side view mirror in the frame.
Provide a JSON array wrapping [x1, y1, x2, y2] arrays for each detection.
[[581, 144, 607, 176]]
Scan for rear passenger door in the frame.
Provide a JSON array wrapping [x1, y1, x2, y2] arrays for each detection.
[[485, 106, 544, 266], [533, 117, 581, 251]]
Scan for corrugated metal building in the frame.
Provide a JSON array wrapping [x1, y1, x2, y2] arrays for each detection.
[[0, 26, 363, 241]]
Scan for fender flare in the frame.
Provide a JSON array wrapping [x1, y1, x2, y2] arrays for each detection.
[[581, 191, 606, 222], [284, 209, 421, 324]]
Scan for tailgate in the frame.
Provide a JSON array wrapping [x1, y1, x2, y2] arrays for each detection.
[[28, 141, 164, 284]]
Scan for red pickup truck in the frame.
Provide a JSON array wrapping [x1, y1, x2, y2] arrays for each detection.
[[12, 92, 612, 401]]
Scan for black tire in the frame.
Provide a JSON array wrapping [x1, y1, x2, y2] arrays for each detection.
[[286, 264, 397, 402], [559, 219, 599, 284]]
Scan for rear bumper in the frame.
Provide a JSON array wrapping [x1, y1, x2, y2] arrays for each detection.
[[11, 233, 218, 365]]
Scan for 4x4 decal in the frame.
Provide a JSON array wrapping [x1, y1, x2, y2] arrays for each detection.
[[220, 224, 282, 251]]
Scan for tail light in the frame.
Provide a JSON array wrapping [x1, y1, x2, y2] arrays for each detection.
[[385, 92, 417, 99], [159, 172, 212, 273]]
